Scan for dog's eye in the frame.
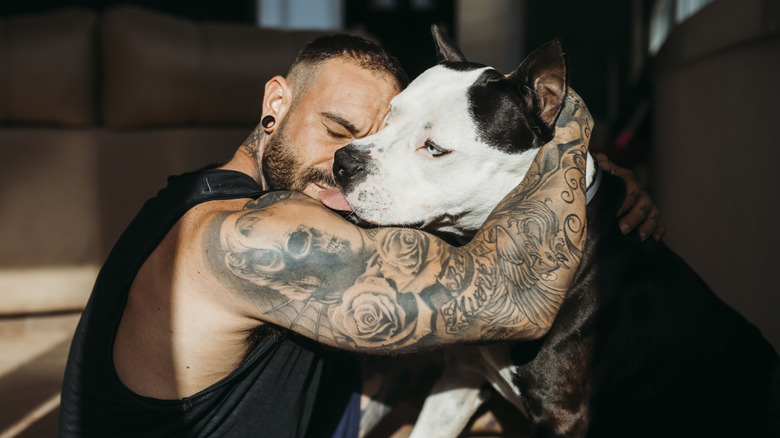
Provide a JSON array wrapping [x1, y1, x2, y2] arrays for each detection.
[[424, 140, 450, 157]]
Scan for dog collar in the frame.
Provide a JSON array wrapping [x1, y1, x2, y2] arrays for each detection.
[[586, 165, 602, 204]]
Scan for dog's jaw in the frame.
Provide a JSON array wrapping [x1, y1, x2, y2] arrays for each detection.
[[423, 148, 538, 238], [426, 153, 597, 240]]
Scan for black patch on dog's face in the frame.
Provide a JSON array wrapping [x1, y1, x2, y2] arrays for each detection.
[[442, 63, 536, 154], [469, 69, 537, 154]]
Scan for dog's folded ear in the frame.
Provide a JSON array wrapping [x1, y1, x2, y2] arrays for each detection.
[[431, 24, 467, 63], [507, 39, 569, 142]]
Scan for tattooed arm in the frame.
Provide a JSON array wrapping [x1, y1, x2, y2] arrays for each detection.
[[207, 94, 591, 353]]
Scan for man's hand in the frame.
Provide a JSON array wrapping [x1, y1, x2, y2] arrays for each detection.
[[594, 153, 664, 242]]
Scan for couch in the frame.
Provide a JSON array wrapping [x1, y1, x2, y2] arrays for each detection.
[[0, 6, 338, 314]]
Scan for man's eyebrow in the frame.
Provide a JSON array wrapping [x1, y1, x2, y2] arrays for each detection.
[[321, 112, 360, 135]]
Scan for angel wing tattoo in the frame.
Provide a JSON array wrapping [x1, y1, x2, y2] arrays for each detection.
[[482, 201, 572, 337], [441, 198, 577, 339]]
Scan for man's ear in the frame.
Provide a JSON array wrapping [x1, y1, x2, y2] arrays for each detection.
[[431, 24, 467, 63], [262, 75, 294, 133], [506, 39, 568, 141]]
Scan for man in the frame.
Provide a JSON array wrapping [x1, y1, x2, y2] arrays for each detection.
[[59, 35, 660, 437]]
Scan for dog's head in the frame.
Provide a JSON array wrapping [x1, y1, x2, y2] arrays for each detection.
[[329, 26, 569, 237]]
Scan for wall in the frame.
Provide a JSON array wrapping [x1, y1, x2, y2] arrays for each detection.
[[652, 0, 780, 350], [455, 0, 525, 74]]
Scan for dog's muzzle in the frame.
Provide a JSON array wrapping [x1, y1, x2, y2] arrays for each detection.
[[333, 146, 371, 191]]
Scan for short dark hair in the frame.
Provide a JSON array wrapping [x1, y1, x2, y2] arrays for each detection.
[[286, 34, 409, 106]]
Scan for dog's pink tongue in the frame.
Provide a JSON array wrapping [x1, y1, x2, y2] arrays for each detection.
[[320, 187, 352, 211]]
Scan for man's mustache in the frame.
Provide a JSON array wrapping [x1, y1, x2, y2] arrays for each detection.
[[301, 167, 336, 188]]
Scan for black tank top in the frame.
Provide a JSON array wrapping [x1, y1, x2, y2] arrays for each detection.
[[59, 168, 360, 438]]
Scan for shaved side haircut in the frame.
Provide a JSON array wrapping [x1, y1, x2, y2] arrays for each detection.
[[286, 34, 410, 108]]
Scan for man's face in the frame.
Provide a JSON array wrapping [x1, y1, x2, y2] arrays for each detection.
[[262, 58, 399, 201]]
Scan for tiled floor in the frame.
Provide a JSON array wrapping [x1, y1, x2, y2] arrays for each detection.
[[0, 313, 80, 438]]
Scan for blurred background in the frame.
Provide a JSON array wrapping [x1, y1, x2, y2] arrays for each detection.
[[0, 0, 778, 436]]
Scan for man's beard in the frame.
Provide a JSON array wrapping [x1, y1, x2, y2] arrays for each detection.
[[262, 118, 336, 192]]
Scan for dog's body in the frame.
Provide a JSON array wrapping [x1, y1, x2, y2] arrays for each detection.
[[410, 170, 779, 437], [332, 28, 779, 437]]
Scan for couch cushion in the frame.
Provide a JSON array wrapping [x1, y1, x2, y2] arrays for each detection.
[[0, 129, 101, 266], [101, 6, 333, 129], [0, 8, 97, 126]]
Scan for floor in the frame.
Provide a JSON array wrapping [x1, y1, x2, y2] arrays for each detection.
[[0, 313, 529, 438], [0, 313, 80, 438]]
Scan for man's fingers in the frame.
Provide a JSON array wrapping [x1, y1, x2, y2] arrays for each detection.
[[652, 219, 665, 242], [616, 169, 641, 216], [637, 205, 661, 242], [594, 152, 613, 174], [618, 191, 652, 235], [596, 153, 666, 241]]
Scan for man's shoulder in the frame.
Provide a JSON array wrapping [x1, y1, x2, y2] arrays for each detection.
[[181, 190, 322, 227], [177, 190, 335, 261], [241, 190, 320, 210]]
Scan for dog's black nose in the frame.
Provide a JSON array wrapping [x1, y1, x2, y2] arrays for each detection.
[[333, 147, 367, 186]]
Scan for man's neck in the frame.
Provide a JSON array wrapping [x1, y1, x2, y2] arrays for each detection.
[[221, 124, 268, 189]]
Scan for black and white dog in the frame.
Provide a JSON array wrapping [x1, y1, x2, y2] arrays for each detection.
[[332, 27, 779, 437]]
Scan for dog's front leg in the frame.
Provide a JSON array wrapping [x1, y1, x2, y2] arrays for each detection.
[[410, 352, 490, 438]]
